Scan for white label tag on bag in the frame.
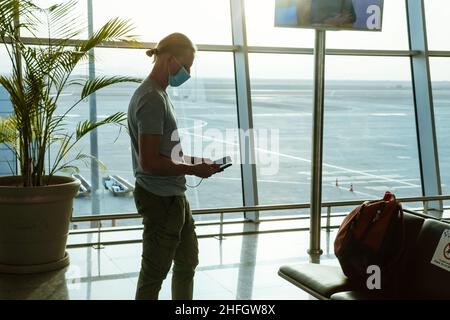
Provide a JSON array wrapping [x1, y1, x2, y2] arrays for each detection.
[[431, 229, 450, 272]]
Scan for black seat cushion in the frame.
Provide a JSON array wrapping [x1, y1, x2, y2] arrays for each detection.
[[278, 263, 354, 299]]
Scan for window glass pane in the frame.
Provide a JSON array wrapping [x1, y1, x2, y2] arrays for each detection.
[[0, 47, 11, 74], [326, 0, 409, 50], [48, 62, 90, 216], [72, 49, 241, 220], [167, 53, 242, 210], [0, 47, 15, 176], [92, 0, 232, 45], [21, 0, 88, 39], [425, 0, 450, 51], [249, 53, 314, 207], [430, 58, 450, 218], [323, 56, 420, 204], [246, 0, 315, 48]]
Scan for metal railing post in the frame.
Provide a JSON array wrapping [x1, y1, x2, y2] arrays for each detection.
[[93, 222, 105, 250], [309, 29, 326, 261], [215, 212, 226, 241], [326, 206, 332, 233]]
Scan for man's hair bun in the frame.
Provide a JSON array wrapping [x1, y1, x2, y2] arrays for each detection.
[[146, 48, 159, 57]]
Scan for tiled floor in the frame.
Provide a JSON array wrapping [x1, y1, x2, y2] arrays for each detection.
[[0, 229, 339, 300]]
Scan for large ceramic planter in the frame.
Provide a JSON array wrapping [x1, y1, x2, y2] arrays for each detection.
[[0, 176, 80, 274]]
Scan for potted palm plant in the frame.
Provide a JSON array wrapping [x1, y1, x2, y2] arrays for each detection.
[[0, 0, 140, 273]]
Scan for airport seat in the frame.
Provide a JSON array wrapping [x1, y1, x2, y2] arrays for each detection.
[[278, 263, 354, 300], [279, 212, 450, 300]]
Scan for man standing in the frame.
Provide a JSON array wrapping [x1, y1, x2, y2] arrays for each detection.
[[128, 33, 220, 300]]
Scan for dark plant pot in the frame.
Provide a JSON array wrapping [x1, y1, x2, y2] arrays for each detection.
[[0, 176, 80, 274]]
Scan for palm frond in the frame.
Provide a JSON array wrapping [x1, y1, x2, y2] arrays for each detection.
[[75, 112, 127, 140], [75, 153, 107, 172], [53, 152, 107, 175], [77, 17, 138, 54], [1, 0, 141, 186], [45, 0, 86, 42], [0, 115, 18, 145], [0, 0, 39, 38], [58, 165, 80, 174], [79, 76, 142, 100]]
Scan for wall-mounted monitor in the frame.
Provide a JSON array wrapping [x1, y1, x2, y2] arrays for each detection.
[[275, 0, 384, 31]]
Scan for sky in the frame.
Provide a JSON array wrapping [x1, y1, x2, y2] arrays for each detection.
[[2, 0, 450, 81]]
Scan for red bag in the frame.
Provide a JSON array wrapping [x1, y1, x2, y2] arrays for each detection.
[[334, 192, 405, 287]]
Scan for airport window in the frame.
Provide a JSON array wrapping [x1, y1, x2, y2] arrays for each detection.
[[178, 52, 242, 211], [430, 58, 450, 211], [2, 1, 449, 224], [249, 53, 314, 207], [322, 56, 421, 202], [71, 49, 242, 219], [92, 0, 233, 45], [326, 0, 409, 50], [425, 0, 450, 51]]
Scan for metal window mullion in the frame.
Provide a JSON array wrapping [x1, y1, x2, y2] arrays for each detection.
[[406, 0, 443, 218], [428, 51, 450, 58], [16, 36, 437, 57], [87, 0, 100, 222], [230, 0, 259, 222]]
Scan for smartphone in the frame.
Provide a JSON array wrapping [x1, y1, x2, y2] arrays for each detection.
[[213, 156, 232, 172]]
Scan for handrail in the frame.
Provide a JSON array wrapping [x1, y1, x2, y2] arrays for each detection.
[[71, 194, 450, 223], [67, 195, 449, 249]]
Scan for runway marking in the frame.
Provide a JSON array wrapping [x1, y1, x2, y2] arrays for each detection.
[[370, 113, 407, 117], [380, 143, 408, 148], [323, 169, 401, 174], [254, 113, 312, 117], [391, 185, 421, 190], [323, 175, 404, 182], [212, 176, 310, 186], [184, 130, 419, 189]]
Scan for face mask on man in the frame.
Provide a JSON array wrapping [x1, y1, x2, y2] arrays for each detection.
[[169, 57, 191, 87]]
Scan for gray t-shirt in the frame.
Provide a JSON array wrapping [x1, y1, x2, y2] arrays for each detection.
[[128, 77, 187, 196]]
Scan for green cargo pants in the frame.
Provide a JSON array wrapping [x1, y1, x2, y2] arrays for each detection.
[[133, 183, 199, 300]]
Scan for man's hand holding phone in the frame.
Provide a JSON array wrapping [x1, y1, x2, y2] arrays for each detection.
[[214, 156, 233, 172], [191, 163, 221, 179], [190, 156, 232, 178]]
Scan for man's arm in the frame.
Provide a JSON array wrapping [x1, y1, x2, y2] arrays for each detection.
[[139, 134, 220, 178]]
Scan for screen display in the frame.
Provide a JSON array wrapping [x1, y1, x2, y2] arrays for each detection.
[[275, 0, 384, 31]]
